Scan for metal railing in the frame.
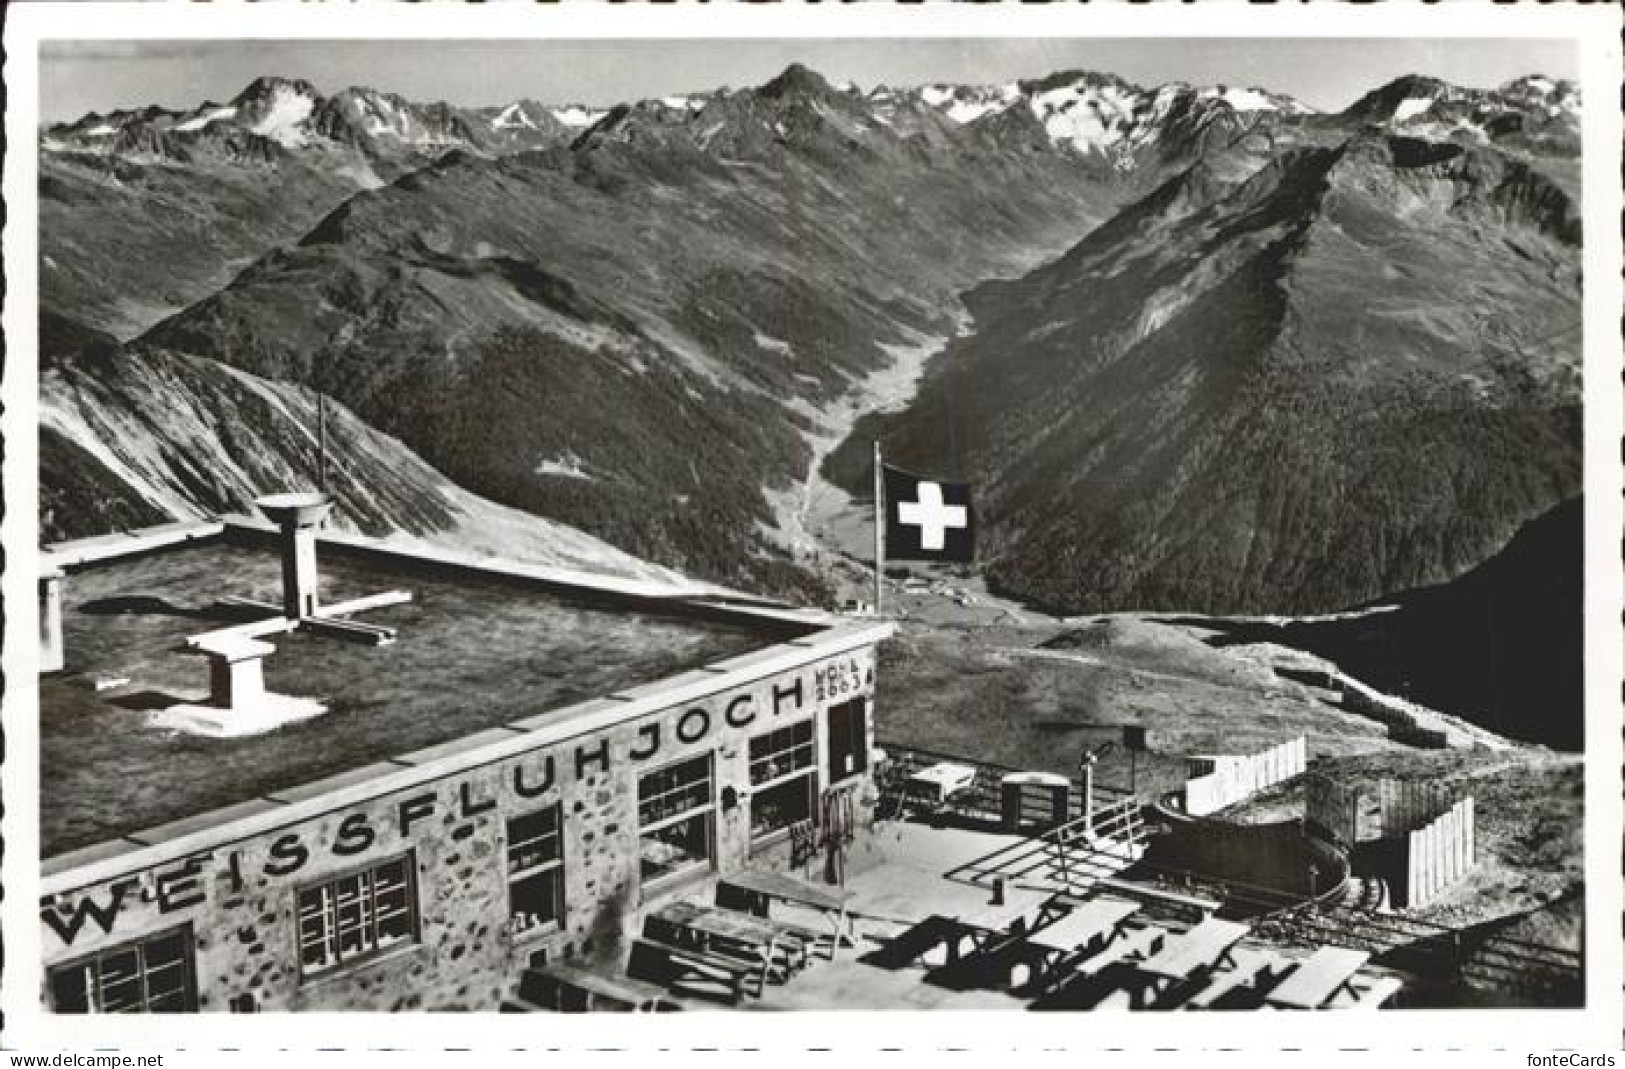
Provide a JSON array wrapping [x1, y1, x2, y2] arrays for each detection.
[[873, 738, 1582, 1004], [876, 739, 1131, 828]]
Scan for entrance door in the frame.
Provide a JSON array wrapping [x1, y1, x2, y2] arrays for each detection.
[[826, 698, 869, 782]]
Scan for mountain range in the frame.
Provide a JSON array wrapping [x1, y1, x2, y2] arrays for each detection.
[[40, 63, 1582, 616]]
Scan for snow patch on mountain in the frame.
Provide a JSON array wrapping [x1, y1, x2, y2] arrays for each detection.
[[552, 106, 605, 128], [1392, 96, 1436, 124], [250, 85, 316, 147], [753, 331, 794, 358], [1202, 86, 1276, 112], [534, 453, 594, 480], [914, 83, 1023, 125], [491, 102, 535, 130], [1029, 81, 1143, 154], [174, 106, 238, 133]]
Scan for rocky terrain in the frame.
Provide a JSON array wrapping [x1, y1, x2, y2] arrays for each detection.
[[42, 65, 1581, 618], [827, 74, 1580, 617]]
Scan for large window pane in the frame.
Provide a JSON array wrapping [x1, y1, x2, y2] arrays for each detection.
[[749, 720, 815, 786], [639, 810, 712, 884], [751, 774, 817, 840], [748, 719, 818, 842], [638, 754, 714, 885], [508, 805, 565, 938], [47, 926, 197, 1014]]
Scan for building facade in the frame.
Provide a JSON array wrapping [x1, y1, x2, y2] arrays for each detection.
[[38, 522, 890, 1012]]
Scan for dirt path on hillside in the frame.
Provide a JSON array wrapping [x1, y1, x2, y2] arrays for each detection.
[[763, 311, 971, 590]]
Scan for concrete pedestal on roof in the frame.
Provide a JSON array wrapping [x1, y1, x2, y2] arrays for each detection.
[[255, 492, 333, 620], [153, 632, 327, 738]]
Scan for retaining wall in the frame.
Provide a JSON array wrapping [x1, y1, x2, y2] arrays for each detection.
[[1142, 817, 1346, 901], [1340, 678, 1452, 749]]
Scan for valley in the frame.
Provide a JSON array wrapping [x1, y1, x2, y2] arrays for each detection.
[[40, 60, 1585, 749], [28, 44, 1598, 1014]]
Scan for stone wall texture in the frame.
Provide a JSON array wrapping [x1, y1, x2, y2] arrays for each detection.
[[40, 646, 878, 1012]]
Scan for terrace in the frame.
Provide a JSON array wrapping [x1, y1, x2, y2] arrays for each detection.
[[529, 811, 1408, 1012]]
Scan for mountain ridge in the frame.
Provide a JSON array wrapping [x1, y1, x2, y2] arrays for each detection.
[[41, 62, 1582, 612]]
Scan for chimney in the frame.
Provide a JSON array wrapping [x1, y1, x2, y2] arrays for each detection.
[[39, 567, 64, 674], [255, 492, 334, 620]]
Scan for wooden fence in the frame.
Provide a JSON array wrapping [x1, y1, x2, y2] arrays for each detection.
[[1306, 773, 1460, 846], [1183, 737, 1306, 816], [1404, 796, 1476, 907]]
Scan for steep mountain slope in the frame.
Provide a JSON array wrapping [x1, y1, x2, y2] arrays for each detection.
[[41, 67, 1581, 611], [829, 101, 1581, 613], [1182, 496, 1583, 749], [126, 65, 1149, 596], [41, 332, 687, 585], [40, 77, 584, 338]]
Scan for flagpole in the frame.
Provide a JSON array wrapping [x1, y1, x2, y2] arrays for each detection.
[[872, 440, 884, 617]]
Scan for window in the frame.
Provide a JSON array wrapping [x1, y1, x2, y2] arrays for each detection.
[[298, 855, 417, 978], [508, 806, 565, 938], [827, 697, 870, 781], [48, 926, 197, 1013], [749, 720, 818, 841], [638, 754, 714, 885]]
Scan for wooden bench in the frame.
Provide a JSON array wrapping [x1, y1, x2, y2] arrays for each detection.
[[1094, 877, 1220, 921], [767, 916, 838, 961], [628, 937, 767, 1005], [516, 964, 681, 1013], [716, 868, 856, 953], [646, 901, 805, 981]]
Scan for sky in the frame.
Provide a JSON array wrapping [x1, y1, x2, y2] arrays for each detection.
[[38, 37, 1579, 123]]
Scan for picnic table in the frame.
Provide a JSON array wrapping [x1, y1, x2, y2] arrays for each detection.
[[1264, 946, 1372, 1010], [1344, 975, 1404, 1010], [1183, 957, 1275, 1011], [1136, 917, 1251, 983], [1073, 924, 1165, 980], [645, 901, 806, 979], [716, 867, 854, 956], [903, 887, 1056, 976], [1027, 898, 1140, 965]]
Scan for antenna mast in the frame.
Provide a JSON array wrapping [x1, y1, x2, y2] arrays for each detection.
[[317, 390, 329, 495]]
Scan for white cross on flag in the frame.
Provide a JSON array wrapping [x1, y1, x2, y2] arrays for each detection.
[[882, 463, 974, 563]]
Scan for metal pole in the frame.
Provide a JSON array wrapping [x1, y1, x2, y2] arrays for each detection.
[[318, 391, 329, 494], [1080, 754, 1095, 834], [872, 440, 884, 616]]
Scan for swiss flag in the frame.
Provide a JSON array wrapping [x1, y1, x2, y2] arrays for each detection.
[[882, 463, 974, 563]]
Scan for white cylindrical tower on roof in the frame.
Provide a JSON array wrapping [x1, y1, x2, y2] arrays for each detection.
[[255, 492, 334, 620]]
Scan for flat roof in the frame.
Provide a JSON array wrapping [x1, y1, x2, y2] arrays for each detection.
[[41, 528, 821, 859]]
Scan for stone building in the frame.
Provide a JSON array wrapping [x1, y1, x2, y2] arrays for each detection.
[[36, 511, 889, 1012]]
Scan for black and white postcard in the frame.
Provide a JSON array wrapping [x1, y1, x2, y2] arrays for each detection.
[[2, 1, 1621, 1057]]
